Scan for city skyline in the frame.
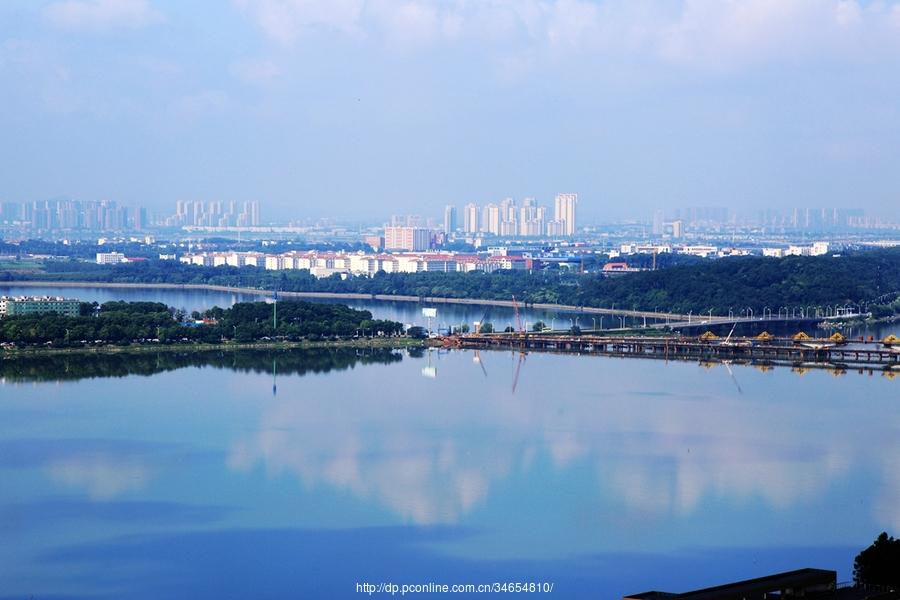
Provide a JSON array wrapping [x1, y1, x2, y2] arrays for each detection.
[[2, 1, 900, 221], [1, 196, 898, 234]]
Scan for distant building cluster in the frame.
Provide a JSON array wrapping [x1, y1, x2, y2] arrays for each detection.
[[442, 193, 578, 238], [376, 194, 579, 251], [0, 295, 80, 318], [614, 241, 829, 259], [458, 194, 578, 237], [615, 243, 751, 259], [652, 206, 882, 232], [178, 250, 529, 277], [0, 199, 149, 232], [762, 242, 830, 257], [165, 201, 260, 228]]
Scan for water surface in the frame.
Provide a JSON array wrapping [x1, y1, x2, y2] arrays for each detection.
[[3, 284, 898, 338], [1, 347, 897, 598]]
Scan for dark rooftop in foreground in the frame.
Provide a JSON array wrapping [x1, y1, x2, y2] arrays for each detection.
[[624, 568, 837, 600]]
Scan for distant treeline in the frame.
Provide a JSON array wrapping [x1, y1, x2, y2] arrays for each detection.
[[0, 300, 404, 347], [4, 247, 900, 315], [0, 347, 403, 382]]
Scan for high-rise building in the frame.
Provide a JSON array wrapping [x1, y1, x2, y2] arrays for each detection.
[[443, 205, 457, 233], [463, 203, 479, 234], [498, 197, 517, 236], [384, 226, 431, 251], [672, 220, 684, 239], [545, 219, 566, 236], [652, 210, 664, 236], [554, 193, 577, 235], [518, 198, 544, 236], [483, 204, 501, 235]]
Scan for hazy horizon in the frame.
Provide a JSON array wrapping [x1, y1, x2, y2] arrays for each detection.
[[2, 0, 900, 222]]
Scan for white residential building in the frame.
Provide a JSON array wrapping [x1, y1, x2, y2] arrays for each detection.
[[554, 193, 577, 235], [678, 245, 718, 258], [96, 252, 126, 265]]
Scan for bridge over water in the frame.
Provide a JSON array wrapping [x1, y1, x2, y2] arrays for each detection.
[[659, 315, 827, 331], [444, 332, 900, 369]]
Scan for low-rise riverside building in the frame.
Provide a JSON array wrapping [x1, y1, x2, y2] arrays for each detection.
[[0, 295, 81, 317], [95, 252, 126, 264], [177, 250, 526, 277]]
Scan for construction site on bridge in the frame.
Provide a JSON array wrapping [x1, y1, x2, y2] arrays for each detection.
[[441, 327, 900, 373]]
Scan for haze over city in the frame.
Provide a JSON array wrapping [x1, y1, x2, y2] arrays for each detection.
[[2, 0, 900, 222]]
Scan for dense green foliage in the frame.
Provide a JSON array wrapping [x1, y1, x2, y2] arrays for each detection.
[[0, 300, 403, 346], [853, 532, 900, 587], [5, 247, 900, 315], [573, 249, 900, 314], [202, 300, 402, 342], [0, 347, 402, 383]]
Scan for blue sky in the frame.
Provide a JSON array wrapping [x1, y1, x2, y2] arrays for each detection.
[[1, 0, 900, 222]]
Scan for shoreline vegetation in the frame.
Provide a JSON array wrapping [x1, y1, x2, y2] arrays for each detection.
[[2, 247, 900, 319], [0, 299, 412, 350], [0, 279, 689, 318], [5, 277, 900, 326]]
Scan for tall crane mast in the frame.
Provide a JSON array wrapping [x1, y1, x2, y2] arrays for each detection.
[[512, 295, 524, 333]]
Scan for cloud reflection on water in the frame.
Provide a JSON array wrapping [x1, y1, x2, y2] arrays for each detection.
[[45, 456, 154, 500], [228, 352, 900, 533]]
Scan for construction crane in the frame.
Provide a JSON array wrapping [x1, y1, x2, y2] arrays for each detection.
[[511, 295, 524, 334], [474, 307, 492, 335]]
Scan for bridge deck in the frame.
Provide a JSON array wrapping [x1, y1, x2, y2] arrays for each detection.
[[445, 333, 900, 368]]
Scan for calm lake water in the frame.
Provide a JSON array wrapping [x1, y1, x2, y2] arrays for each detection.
[[1, 345, 898, 599], [2, 284, 898, 338]]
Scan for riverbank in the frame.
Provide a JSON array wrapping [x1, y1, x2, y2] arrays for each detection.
[[3, 280, 693, 320], [0, 336, 438, 357]]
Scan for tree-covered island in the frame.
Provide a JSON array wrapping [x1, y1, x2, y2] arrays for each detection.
[[0, 300, 406, 348]]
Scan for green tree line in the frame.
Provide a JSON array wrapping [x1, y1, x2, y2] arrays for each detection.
[[0, 300, 404, 347], [4, 247, 900, 315]]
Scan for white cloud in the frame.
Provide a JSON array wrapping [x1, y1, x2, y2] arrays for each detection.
[[174, 90, 232, 116], [44, 0, 163, 32], [366, 0, 442, 49], [231, 58, 282, 85], [233, 0, 365, 44], [234, 0, 900, 69]]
